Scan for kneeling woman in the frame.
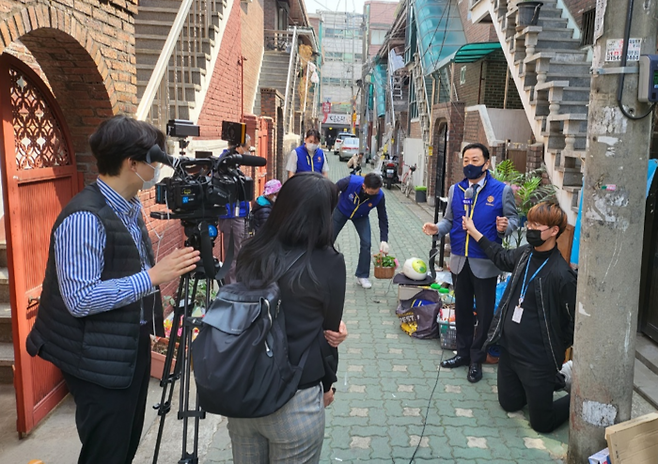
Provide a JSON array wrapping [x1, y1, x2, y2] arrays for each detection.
[[229, 172, 347, 463], [462, 201, 576, 433]]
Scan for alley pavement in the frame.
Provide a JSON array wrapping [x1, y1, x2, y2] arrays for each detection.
[[202, 158, 572, 463], [1, 157, 656, 464]]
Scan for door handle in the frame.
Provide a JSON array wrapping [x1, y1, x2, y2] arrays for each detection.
[[28, 296, 40, 305]]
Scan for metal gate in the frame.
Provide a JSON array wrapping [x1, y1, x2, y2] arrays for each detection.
[[0, 54, 79, 435]]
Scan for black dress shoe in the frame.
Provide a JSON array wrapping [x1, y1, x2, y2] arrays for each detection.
[[440, 355, 470, 369], [467, 362, 483, 383]]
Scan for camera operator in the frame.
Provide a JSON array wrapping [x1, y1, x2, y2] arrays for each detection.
[[286, 129, 329, 178], [25, 115, 200, 464], [218, 134, 252, 284]]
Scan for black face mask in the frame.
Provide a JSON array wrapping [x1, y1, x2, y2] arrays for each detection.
[[526, 229, 546, 247], [463, 163, 485, 180]]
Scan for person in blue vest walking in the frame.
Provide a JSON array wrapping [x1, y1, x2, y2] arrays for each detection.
[[286, 129, 329, 178], [333, 172, 389, 289], [423, 142, 518, 383]]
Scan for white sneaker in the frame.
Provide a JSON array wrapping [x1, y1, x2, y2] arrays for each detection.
[[559, 360, 573, 392], [356, 277, 372, 289]]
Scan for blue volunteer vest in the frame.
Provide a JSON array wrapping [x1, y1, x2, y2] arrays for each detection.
[[450, 171, 505, 259], [295, 145, 325, 173], [337, 175, 384, 219]]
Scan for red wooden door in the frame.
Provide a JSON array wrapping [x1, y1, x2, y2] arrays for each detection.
[[256, 118, 270, 190], [0, 54, 79, 435]]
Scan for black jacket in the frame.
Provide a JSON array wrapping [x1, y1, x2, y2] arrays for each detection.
[[480, 236, 577, 371], [251, 197, 273, 232]]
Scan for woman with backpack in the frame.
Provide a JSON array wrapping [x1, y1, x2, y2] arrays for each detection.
[[251, 179, 281, 233], [462, 201, 577, 433], [229, 172, 347, 463]]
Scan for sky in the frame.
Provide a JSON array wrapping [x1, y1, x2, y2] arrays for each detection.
[[304, 0, 367, 14]]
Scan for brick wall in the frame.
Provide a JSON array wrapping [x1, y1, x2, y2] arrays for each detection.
[[409, 119, 421, 139], [0, 1, 189, 304], [263, 0, 277, 30], [0, 0, 139, 153], [453, 61, 482, 107], [457, 0, 497, 43], [260, 87, 285, 179], [483, 50, 523, 109], [197, 0, 243, 138], [563, 0, 596, 29], [527, 143, 544, 171], [241, 0, 264, 115]]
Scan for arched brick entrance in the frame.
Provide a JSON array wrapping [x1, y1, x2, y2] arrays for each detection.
[[0, 1, 138, 435]]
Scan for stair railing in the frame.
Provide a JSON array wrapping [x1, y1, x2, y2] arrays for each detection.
[[282, 26, 299, 134], [136, 0, 217, 127]]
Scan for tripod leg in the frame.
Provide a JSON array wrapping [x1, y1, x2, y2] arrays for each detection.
[[152, 274, 189, 464]]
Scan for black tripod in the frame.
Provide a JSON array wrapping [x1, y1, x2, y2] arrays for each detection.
[[151, 218, 225, 464]]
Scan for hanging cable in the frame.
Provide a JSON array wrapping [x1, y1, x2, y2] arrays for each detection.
[[616, 0, 656, 120]]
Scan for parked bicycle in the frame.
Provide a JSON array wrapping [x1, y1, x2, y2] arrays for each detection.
[[399, 163, 417, 197]]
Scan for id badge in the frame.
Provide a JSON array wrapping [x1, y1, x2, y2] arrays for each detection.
[[512, 305, 524, 323]]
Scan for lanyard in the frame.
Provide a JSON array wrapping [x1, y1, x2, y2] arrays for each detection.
[[350, 188, 370, 218], [307, 153, 314, 171], [518, 254, 549, 305]]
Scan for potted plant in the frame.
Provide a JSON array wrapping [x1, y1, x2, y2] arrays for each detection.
[[150, 335, 176, 379], [491, 159, 556, 248], [372, 253, 398, 279]]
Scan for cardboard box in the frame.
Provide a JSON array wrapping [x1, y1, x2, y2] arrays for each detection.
[[605, 412, 658, 464], [588, 448, 611, 464], [398, 284, 426, 302]]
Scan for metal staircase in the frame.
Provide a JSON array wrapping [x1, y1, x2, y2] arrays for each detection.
[[135, 0, 229, 128], [472, 0, 591, 222]]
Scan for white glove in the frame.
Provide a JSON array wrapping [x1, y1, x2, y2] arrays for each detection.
[[379, 241, 390, 254]]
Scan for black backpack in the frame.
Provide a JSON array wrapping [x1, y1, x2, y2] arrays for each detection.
[[192, 253, 308, 418]]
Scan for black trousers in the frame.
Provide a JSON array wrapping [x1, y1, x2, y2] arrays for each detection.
[[62, 324, 152, 464], [453, 259, 497, 363], [497, 346, 570, 433]]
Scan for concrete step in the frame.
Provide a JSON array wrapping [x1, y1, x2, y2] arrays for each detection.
[[556, 166, 583, 186], [536, 27, 574, 40], [0, 268, 8, 303], [0, 342, 13, 384], [139, 0, 185, 9], [135, 6, 178, 23], [636, 334, 658, 376], [0, 303, 10, 343], [635, 355, 658, 410], [534, 100, 589, 116]]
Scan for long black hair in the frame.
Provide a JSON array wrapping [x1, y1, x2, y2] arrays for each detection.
[[235, 172, 339, 289]]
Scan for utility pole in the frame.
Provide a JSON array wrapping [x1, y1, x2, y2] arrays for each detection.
[[568, 1, 658, 462]]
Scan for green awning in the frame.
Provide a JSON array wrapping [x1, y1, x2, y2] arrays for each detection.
[[452, 42, 502, 63]]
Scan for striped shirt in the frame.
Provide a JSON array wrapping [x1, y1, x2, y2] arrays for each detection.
[[54, 178, 154, 318]]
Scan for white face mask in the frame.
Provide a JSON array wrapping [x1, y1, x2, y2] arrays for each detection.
[[136, 162, 160, 190], [306, 143, 318, 153]]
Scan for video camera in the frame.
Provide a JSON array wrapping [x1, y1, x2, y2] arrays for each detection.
[[150, 120, 266, 221]]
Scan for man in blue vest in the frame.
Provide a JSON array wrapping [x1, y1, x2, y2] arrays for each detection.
[[218, 134, 251, 284], [423, 143, 518, 383], [286, 129, 329, 178], [26, 116, 201, 464], [333, 172, 389, 289]]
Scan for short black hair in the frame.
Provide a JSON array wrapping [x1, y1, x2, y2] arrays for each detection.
[[305, 129, 321, 142], [462, 142, 490, 160], [89, 115, 166, 176], [364, 172, 382, 189]]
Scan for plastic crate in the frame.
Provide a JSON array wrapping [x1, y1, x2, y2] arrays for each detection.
[[439, 322, 457, 350]]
